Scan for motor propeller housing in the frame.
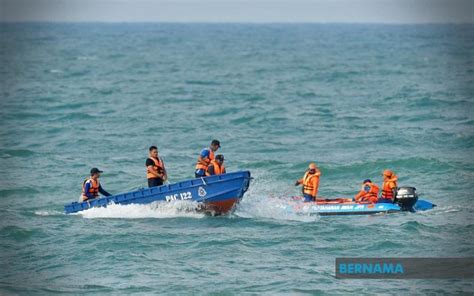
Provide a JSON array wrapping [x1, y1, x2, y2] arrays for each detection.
[[395, 187, 419, 211]]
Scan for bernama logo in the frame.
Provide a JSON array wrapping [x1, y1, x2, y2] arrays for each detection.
[[339, 263, 404, 274]]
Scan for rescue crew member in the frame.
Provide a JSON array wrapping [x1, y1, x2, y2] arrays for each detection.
[[206, 154, 226, 176], [195, 139, 220, 178], [381, 169, 398, 201], [295, 163, 321, 202], [146, 145, 167, 187], [81, 168, 112, 202], [354, 179, 379, 203]]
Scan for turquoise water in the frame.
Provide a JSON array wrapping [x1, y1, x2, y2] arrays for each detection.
[[1, 23, 473, 294]]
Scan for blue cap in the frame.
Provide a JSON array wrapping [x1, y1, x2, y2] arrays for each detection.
[[90, 168, 103, 175], [363, 179, 371, 183]]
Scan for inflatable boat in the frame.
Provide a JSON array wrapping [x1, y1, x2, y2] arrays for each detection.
[[64, 171, 251, 215], [279, 187, 436, 216]]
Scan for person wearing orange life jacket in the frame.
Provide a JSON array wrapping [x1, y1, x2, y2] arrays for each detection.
[[295, 163, 321, 202], [80, 168, 112, 202], [206, 154, 226, 176], [381, 169, 398, 202], [146, 145, 168, 187], [195, 139, 220, 178], [354, 179, 379, 203]]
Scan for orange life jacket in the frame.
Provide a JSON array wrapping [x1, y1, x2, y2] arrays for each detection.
[[302, 171, 320, 197], [195, 148, 214, 171], [356, 182, 380, 203], [147, 157, 165, 179], [81, 178, 99, 200], [206, 160, 225, 176], [382, 176, 398, 199]]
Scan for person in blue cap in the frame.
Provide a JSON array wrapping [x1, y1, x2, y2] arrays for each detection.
[[80, 168, 112, 201], [354, 179, 379, 203], [195, 139, 221, 178]]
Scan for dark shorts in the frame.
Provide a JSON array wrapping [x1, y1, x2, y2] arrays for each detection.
[[148, 178, 163, 188], [303, 194, 315, 202]]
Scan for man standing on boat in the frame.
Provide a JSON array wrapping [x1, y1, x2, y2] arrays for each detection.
[[195, 139, 220, 178], [206, 154, 226, 176], [80, 168, 112, 201], [146, 146, 167, 187], [295, 163, 321, 202]]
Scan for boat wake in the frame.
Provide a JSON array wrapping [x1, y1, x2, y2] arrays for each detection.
[[233, 171, 318, 222], [34, 210, 64, 216], [76, 200, 206, 219], [235, 195, 318, 222]]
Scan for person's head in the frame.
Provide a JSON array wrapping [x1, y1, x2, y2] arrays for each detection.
[[363, 179, 372, 184], [90, 167, 103, 179], [216, 154, 225, 165], [383, 169, 393, 179], [210, 139, 221, 152], [149, 145, 158, 157], [308, 162, 317, 174]]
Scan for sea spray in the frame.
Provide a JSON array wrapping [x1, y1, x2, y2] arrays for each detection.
[[78, 200, 206, 219]]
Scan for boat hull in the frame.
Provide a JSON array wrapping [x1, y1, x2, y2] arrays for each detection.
[[65, 171, 251, 215], [279, 198, 436, 216]]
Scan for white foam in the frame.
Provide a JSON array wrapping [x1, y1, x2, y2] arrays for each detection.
[[418, 205, 459, 215], [34, 210, 63, 216], [235, 195, 318, 222], [234, 171, 319, 222], [77, 200, 206, 219]]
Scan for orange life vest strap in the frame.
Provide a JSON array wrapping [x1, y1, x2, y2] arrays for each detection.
[[82, 178, 99, 198]]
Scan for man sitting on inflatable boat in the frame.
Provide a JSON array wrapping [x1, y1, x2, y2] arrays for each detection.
[[295, 163, 321, 202], [354, 179, 379, 203], [381, 169, 398, 202], [353, 170, 398, 204]]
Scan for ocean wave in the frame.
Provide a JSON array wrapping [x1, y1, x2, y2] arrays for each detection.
[[185, 80, 221, 86], [0, 225, 36, 241], [322, 157, 460, 176], [77, 56, 98, 61], [0, 148, 37, 158]]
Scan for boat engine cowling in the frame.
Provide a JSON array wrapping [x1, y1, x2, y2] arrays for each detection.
[[394, 187, 418, 211]]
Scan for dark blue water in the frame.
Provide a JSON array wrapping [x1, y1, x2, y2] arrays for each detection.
[[0, 23, 473, 294]]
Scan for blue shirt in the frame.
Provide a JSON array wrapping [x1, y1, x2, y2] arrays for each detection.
[[195, 148, 211, 176]]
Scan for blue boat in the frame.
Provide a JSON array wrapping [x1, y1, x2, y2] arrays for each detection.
[[65, 171, 252, 215], [280, 187, 436, 216], [279, 199, 436, 216]]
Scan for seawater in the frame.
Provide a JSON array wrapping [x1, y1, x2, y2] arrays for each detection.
[[0, 23, 473, 294]]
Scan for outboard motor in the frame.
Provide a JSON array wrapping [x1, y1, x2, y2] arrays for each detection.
[[394, 187, 418, 211]]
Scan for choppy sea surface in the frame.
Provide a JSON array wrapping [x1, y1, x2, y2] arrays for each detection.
[[1, 23, 473, 294]]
